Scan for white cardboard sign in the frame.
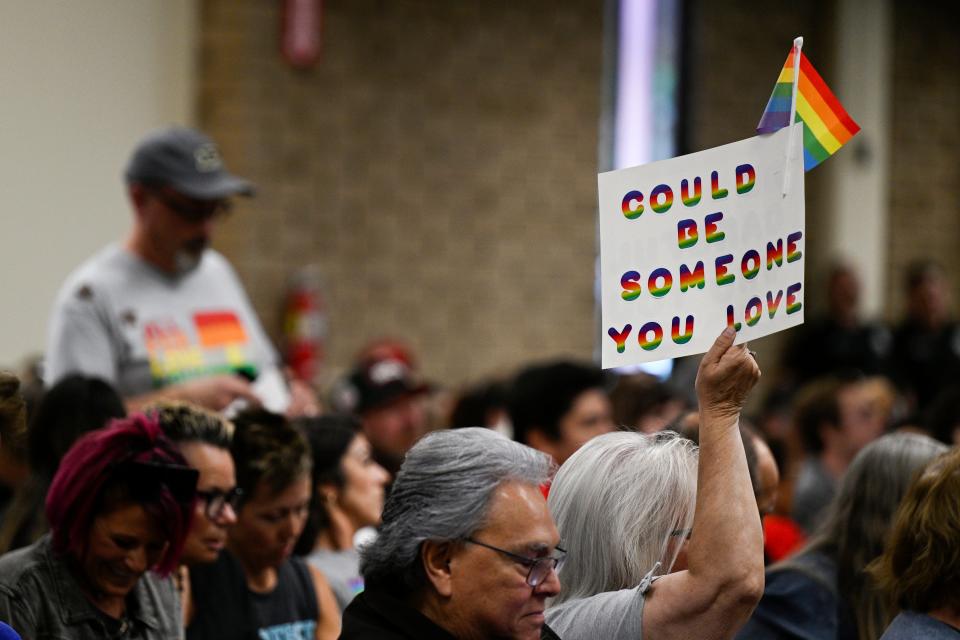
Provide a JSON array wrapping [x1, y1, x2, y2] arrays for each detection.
[[599, 124, 805, 367]]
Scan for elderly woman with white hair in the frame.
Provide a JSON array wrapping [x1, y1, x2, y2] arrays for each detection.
[[546, 328, 765, 640]]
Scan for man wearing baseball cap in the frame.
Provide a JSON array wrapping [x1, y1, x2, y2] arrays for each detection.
[[331, 357, 430, 474], [45, 127, 316, 415]]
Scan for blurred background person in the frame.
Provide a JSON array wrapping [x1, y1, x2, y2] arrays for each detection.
[[610, 373, 687, 434], [0, 374, 28, 547], [507, 359, 615, 466], [330, 357, 429, 476], [152, 402, 240, 628], [869, 447, 960, 638], [891, 260, 960, 414], [790, 376, 887, 534], [782, 262, 892, 388], [0, 414, 197, 639], [0, 372, 27, 502], [447, 378, 511, 436], [920, 382, 960, 445], [0, 372, 26, 452], [736, 432, 947, 640], [546, 329, 763, 640], [294, 415, 390, 613], [0, 372, 24, 640], [186, 410, 339, 640], [0, 374, 125, 554]]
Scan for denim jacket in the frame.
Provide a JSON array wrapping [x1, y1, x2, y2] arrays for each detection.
[[0, 535, 181, 640]]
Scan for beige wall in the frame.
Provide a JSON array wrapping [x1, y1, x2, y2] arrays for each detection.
[[0, 0, 197, 368]]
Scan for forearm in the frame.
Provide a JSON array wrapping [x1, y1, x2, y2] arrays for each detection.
[[688, 407, 764, 595], [643, 330, 763, 640]]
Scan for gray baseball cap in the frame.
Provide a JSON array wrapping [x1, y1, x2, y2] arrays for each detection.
[[124, 126, 255, 199]]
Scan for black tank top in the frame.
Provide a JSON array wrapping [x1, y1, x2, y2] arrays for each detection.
[[187, 550, 319, 640]]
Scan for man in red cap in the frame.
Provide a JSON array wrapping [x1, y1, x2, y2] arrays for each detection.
[[331, 357, 429, 474]]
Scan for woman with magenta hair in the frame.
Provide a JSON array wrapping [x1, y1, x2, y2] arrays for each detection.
[[0, 414, 197, 639]]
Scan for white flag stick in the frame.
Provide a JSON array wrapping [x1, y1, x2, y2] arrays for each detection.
[[782, 36, 803, 197]]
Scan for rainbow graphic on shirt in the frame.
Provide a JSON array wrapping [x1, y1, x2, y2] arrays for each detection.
[[144, 311, 257, 387], [757, 45, 860, 170]]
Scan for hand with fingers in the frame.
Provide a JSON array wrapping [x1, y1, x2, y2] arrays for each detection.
[[695, 327, 761, 421]]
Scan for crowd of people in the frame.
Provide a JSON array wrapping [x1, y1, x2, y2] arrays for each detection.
[[0, 127, 958, 640]]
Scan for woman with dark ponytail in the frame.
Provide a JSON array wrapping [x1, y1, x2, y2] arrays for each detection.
[[295, 415, 390, 613]]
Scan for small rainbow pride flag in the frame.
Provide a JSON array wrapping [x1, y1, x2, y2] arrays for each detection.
[[757, 45, 860, 171]]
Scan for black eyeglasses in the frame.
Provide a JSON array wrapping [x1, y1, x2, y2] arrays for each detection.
[[464, 538, 566, 587], [196, 487, 243, 519], [149, 188, 232, 223]]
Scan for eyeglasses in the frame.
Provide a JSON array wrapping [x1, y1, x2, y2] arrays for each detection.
[[464, 538, 566, 587], [149, 188, 232, 223], [196, 487, 243, 519]]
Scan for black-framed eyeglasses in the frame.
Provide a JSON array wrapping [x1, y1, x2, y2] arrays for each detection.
[[464, 538, 566, 587], [196, 487, 243, 519], [149, 188, 232, 223]]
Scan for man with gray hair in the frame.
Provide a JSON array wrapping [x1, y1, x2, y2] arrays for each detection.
[[340, 427, 564, 639]]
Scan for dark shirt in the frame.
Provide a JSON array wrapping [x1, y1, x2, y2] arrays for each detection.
[[880, 610, 960, 639], [736, 551, 856, 640], [784, 317, 891, 385], [339, 588, 561, 640], [188, 549, 318, 640], [0, 534, 181, 640], [891, 319, 960, 411]]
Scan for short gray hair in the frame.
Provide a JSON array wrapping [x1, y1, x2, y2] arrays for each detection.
[[548, 430, 698, 604], [360, 427, 554, 593]]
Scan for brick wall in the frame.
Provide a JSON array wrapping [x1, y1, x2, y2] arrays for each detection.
[[199, 0, 604, 388], [885, 2, 960, 319], [199, 0, 959, 394]]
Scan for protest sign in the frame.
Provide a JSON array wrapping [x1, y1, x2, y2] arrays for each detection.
[[599, 123, 805, 368]]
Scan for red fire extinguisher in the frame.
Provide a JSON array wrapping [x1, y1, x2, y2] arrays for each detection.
[[283, 266, 327, 384], [281, 0, 323, 69]]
